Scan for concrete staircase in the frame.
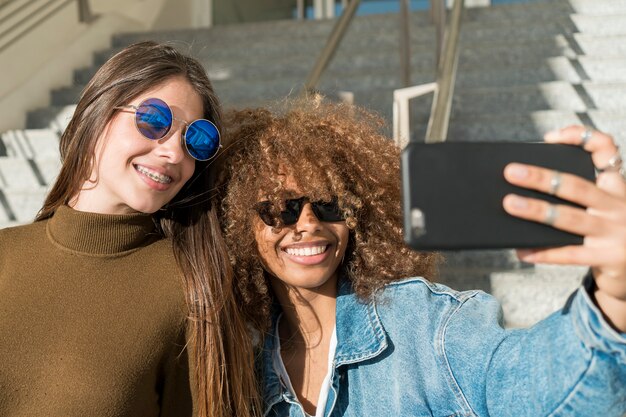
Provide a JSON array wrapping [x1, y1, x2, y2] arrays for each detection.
[[2, 0, 624, 327]]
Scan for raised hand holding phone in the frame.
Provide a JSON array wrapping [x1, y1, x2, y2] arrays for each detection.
[[503, 125, 626, 332]]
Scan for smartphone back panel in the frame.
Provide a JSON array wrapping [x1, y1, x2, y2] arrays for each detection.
[[401, 142, 596, 250]]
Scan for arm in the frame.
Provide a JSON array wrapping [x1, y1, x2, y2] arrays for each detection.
[[444, 285, 626, 417]]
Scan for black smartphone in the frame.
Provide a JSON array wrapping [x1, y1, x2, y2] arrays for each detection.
[[401, 142, 596, 251]]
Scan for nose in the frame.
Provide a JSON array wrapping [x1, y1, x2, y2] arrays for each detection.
[[155, 126, 188, 164], [294, 202, 322, 233]]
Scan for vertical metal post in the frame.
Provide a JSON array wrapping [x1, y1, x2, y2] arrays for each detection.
[[207, 0, 213, 27], [313, 0, 321, 19], [297, 0, 305, 20], [324, 0, 335, 18], [77, 0, 97, 23], [425, 0, 464, 143], [430, 0, 446, 69], [399, 0, 411, 87]]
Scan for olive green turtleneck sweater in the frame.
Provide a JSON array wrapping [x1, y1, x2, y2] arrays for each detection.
[[0, 205, 193, 417]]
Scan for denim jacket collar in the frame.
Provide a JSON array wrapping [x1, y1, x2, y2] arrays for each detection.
[[334, 277, 388, 366], [261, 278, 388, 414]]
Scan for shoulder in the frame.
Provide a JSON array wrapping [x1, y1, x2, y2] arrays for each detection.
[[0, 220, 47, 248], [375, 277, 502, 331], [380, 276, 484, 306]]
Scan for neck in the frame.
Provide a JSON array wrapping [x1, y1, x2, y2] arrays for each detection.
[[272, 274, 338, 350], [71, 184, 138, 215]]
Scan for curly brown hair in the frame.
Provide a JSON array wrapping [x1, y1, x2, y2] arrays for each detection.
[[215, 96, 440, 332]]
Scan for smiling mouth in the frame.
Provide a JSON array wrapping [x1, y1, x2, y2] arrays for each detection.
[[283, 245, 329, 257], [135, 164, 173, 184]]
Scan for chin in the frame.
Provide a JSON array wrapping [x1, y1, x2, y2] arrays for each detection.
[[126, 200, 167, 215], [285, 274, 336, 290]]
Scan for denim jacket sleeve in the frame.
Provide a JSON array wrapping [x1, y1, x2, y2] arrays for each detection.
[[443, 274, 626, 417]]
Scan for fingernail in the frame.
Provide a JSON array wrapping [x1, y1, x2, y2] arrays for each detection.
[[506, 195, 528, 210], [507, 163, 529, 179]]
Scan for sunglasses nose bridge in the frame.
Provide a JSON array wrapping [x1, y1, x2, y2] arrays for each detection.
[[294, 202, 323, 230], [153, 126, 189, 164]]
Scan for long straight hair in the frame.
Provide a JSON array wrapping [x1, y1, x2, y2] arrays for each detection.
[[37, 41, 259, 417]]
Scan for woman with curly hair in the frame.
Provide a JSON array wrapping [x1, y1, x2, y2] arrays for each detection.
[[216, 97, 626, 417]]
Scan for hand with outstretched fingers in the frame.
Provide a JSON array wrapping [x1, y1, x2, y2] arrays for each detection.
[[502, 125, 626, 332]]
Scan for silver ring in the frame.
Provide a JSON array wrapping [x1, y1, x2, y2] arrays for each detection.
[[580, 127, 593, 147], [549, 170, 562, 195], [544, 204, 558, 227], [596, 152, 623, 174]]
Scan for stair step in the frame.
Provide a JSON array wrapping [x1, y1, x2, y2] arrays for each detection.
[[71, 32, 626, 112], [445, 109, 626, 145], [451, 81, 584, 113], [437, 249, 532, 293], [402, 110, 626, 146], [0, 157, 61, 190], [26, 105, 76, 132], [109, 0, 626, 50], [490, 264, 587, 328], [355, 81, 626, 123], [96, 30, 622, 70], [0, 188, 49, 222], [564, 0, 626, 15], [1, 129, 60, 159]]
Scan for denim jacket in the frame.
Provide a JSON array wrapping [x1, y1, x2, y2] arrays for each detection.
[[260, 276, 626, 417]]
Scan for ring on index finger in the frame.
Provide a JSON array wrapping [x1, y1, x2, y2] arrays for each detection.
[[580, 127, 593, 148], [544, 204, 558, 226], [549, 170, 562, 195]]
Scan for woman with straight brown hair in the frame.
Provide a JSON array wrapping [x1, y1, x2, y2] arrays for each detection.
[[0, 41, 259, 417]]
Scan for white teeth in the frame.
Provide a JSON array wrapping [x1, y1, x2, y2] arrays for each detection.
[[136, 165, 172, 184], [285, 245, 327, 257]]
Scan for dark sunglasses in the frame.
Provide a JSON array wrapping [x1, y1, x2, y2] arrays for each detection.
[[115, 97, 221, 161], [254, 197, 345, 226]]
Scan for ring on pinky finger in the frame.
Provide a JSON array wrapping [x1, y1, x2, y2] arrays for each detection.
[[544, 204, 558, 226], [596, 152, 623, 174]]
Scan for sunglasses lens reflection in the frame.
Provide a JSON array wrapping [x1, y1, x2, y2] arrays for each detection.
[[135, 98, 172, 140], [185, 119, 220, 161]]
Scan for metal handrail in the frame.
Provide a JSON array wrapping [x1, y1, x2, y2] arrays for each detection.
[[425, 0, 464, 143], [0, 0, 96, 54], [430, 0, 446, 68], [302, 0, 361, 94], [0, 0, 58, 34], [399, 0, 411, 87], [393, 0, 464, 146]]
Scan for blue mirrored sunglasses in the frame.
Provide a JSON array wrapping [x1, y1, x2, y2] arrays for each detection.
[[115, 97, 221, 161]]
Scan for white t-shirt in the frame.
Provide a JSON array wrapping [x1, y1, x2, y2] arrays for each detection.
[[273, 314, 338, 417]]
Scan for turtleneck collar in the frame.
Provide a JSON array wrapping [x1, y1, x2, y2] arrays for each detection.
[[46, 205, 159, 255]]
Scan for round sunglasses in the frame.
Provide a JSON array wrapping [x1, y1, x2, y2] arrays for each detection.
[[254, 197, 345, 226], [115, 97, 221, 161]]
